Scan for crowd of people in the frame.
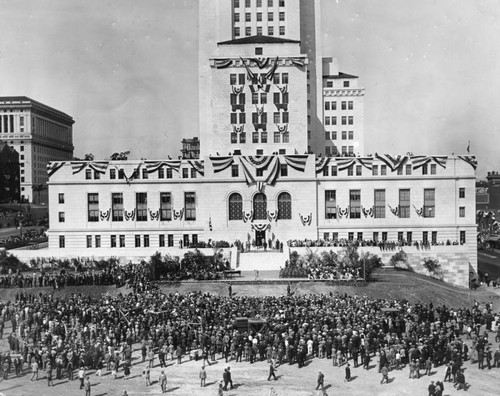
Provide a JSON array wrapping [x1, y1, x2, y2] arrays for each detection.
[[0, 283, 498, 393], [287, 238, 464, 250]]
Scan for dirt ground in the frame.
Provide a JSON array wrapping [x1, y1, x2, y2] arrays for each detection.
[[0, 269, 499, 396]]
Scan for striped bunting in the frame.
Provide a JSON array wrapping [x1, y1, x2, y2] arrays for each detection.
[[335, 158, 356, 171], [71, 161, 109, 175], [291, 57, 305, 67], [250, 57, 270, 69], [265, 57, 279, 81], [214, 59, 232, 69], [145, 160, 181, 173], [457, 155, 478, 170], [375, 154, 408, 172], [239, 157, 256, 185], [46, 161, 66, 177], [245, 155, 274, 170], [209, 156, 234, 173], [283, 155, 308, 172], [315, 157, 331, 173], [264, 156, 280, 185], [411, 155, 448, 170], [188, 160, 205, 176]]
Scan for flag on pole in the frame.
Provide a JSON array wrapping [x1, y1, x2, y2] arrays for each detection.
[[467, 141, 470, 154]]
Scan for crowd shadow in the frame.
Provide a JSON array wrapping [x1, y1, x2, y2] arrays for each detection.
[[167, 386, 180, 392]]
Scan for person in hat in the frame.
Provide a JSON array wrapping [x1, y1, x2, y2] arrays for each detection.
[[315, 370, 324, 390], [345, 363, 351, 382], [199, 365, 207, 387], [159, 370, 167, 393], [268, 362, 277, 381], [428, 381, 436, 396]]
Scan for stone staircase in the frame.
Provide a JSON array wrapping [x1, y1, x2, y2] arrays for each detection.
[[236, 250, 287, 271]]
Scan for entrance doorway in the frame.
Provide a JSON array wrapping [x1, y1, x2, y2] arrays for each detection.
[[255, 230, 265, 247]]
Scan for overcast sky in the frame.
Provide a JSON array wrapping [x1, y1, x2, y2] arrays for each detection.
[[0, 0, 498, 178]]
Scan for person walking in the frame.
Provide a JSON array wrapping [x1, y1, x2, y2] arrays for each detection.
[[345, 363, 351, 382], [268, 362, 277, 381], [144, 365, 151, 386], [380, 365, 389, 384], [159, 370, 167, 393], [315, 370, 324, 390], [31, 360, 39, 381], [84, 375, 91, 396], [199, 365, 207, 387], [78, 367, 86, 389]]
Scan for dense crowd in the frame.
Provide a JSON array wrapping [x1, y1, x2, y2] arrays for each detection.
[[287, 238, 463, 250], [0, 285, 498, 393]]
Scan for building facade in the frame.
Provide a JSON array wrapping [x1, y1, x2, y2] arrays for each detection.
[[181, 137, 200, 159], [0, 97, 74, 203], [0, 142, 20, 203]]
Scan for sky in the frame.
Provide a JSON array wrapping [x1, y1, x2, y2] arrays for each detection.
[[0, 0, 498, 178]]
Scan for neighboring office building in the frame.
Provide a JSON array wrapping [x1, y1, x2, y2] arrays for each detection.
[[0, 142, 20, 203], [181, 137, 200, 159], [0, 97, 74, 203]]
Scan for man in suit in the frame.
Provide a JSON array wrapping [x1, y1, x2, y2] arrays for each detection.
[[159, 370, 167, 393], [268, 362, 277, 381], [315, 371, 324, 390], [199, 365, 207, 387]]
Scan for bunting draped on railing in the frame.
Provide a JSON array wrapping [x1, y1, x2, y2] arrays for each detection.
[[299, 213, 312, 226], [283, 155, 308, 172], [124, 210, 135, 221], [315, 157, 331, 173], [334, 157, 373, 171], [275, 103, 288, 111], [249, 81, 271, 93], [256, 104, 264, 116], [245, 156, 274, 169], [277, 85, 288, 94], [277, 124, 288, 133], [173, 208, 184, 220], [145, 160, 181, 173], [233, 125, 244, 134], [267, 210, 278, 222], [188, 160, 205, 176], [242, 210, 253, 223], [72, 161, 109, 175], [457, 155, 478, 170], [149, 209, 159, 221], [387, 204, 399, 217], [250, 57, 269, 69], [374, 154, 408, 172], [117, 164, 141, 185], [241, 57, 255, 81], [265, 57, 279, 81], [47, 162, 66, 177], [257, 181, 265, 192], [100, 209, 110, 221], [232, 86, 244, 95], [251, 223, 270, 231], [209, 156, 234, 173], [362, 206, 373, 218], [337, 207, 349, 219], [411, 155, 448, 170], [413, 204, 424, 217], [239, 158, 256, 185], [214, 59, 232, 68]]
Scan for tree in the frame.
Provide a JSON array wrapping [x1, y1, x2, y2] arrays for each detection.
[[84, 153, 95, 161], [110, 151, 130, 161]]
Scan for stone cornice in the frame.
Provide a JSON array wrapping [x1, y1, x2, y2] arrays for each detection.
[[323, 89, 365, 97]]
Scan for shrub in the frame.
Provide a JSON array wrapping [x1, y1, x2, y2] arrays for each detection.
[[423, 257, 443, 280], [389, 250, 412, 270]]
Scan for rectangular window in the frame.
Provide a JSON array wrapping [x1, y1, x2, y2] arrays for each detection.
[[274, 112, 280, 123], [357, 232, 363, 241], [431, 231, 437, 244], [58, 193, 64, 204], [459, 206, 465, 217], [274, 132, 280, 143], [342, 131, 347, 140], [119, 235, 125, 247], [422, 164, 428, 175], [460, 231, 466, 244], [261, 132, 267, 143], [257, 12, 262, 21], [325, 102, 330, 111], [399, 189, 410, 218], [231, 164, 239, 177], [239, 74, 245, 85], [323, 165, 329, 176], [325, 131, 330, 141], [234, 13, 240, 23], [85, 169, 92, 180], [282, 132, 289, 143], [398, 232, 403, 242], [110, 235, 116, 248], [341, 116, 347, 125], [159, 235, 165, 247], [348, 232, 354, 242], [407, 232, 412, 243], [118, 169, 125, 179], [372, 165, 378, 176], [59, 235, 65, 248], [94, 171, 101, 180], [110, 168, 116, 179], [356, 165, 362, 176], [182, 168, 189, 178], [86, 235, 92, 248], [135, 235, 141, 247], [268, 12, 274, 21], [280, 164, 288, 176], [166, 168, 173, 179], [348, 131, 354, 140], [234, 0, 240, 7], [430, 164, 437, 174], [88, 193, 99, 222], [349, 190, 361, 218], [144, 235, 150, 248], [405, 164, 412, 175], [279, 26, 285, 35], [240, 133, 246, 143], [185, 192, 196, 221], [158, 167, 165, 179], [282, 73, 288, 84], [424, 188, 435, 218], [324, 232, 329, 240], [373, 232, 379, 242], [459, 187, 465, 198], [347, 165, 353, 176], [245, 12, 251, 21], [160, 192, 172, 221], [136, 192, 148, 221], [282, 112, 289, 123], [325, 116, 330, 125], [341, 101, 347, 110], [234, 27, 240, 37], [252, 132, 259, 143], [325, 190, 336, 219], [191, 168, 197, 178], [112, 193, 124, 221], [268, 26, 274, 35], [331, 166, 337, 176], [348, 101, 353, 110], [58, 212, 65, 223], [382, 232, 388, 242], [374, 189, 385, 218], [279, 11, 285, 21], [397, 166, 403, 175], [381, 165, 387, 175], [168, 234, 174, 247], [422, 231, 428, 244], [348, 116, 353, 125], [95, 235, 101, 248]]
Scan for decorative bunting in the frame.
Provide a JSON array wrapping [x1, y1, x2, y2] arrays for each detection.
[[362, 206, 373, 218], [241, 57, 255, 81], [337, 207, 349, 219], [250, 57, 269, 69], [264, 156, 280, 185], [100, 209, 110, 221], [411, 155, 448, 170], [124, 210, 135, 221], [267, 210, 278, 222], [457, 155, 478, 170], [232, 86, 244, 95], [275, 103, 288, 112], [149, 209, 159, 221], [47, 162, 66, 177], [233, 125, 244, 134], [251, 222, 270, 231], [257, 181, 265, 192], [265, 57, 279, 81], [256, 104, 264, 116], [277, 124, 288, 133], [173, 208, 184, 220], [71, 161, 109, 175], [188, 160, 205, 176], [283, 155, 308, 172], [387, 204, 399, 217], [315, 157, 331, 173], [239, 158, 256, 185], [214, 58, 232, 68], [374, 154, 408, 172], [290, 58, 305, 67], [413, 204, 424, 217], [242, 210, 253, 223], [299, 213, 312, 226], [277, 85, 288, 94], [145, 160, 181, 173], [246, 156, 274, 169], [209, 156, 234, 173]]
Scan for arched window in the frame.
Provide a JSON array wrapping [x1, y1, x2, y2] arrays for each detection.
[[277, 192, 292, 219], [253, 193, 267, 220], [228, 193, 243, 220]]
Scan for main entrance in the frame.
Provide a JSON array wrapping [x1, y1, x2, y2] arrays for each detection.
[[255, 230, 266, 247]]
